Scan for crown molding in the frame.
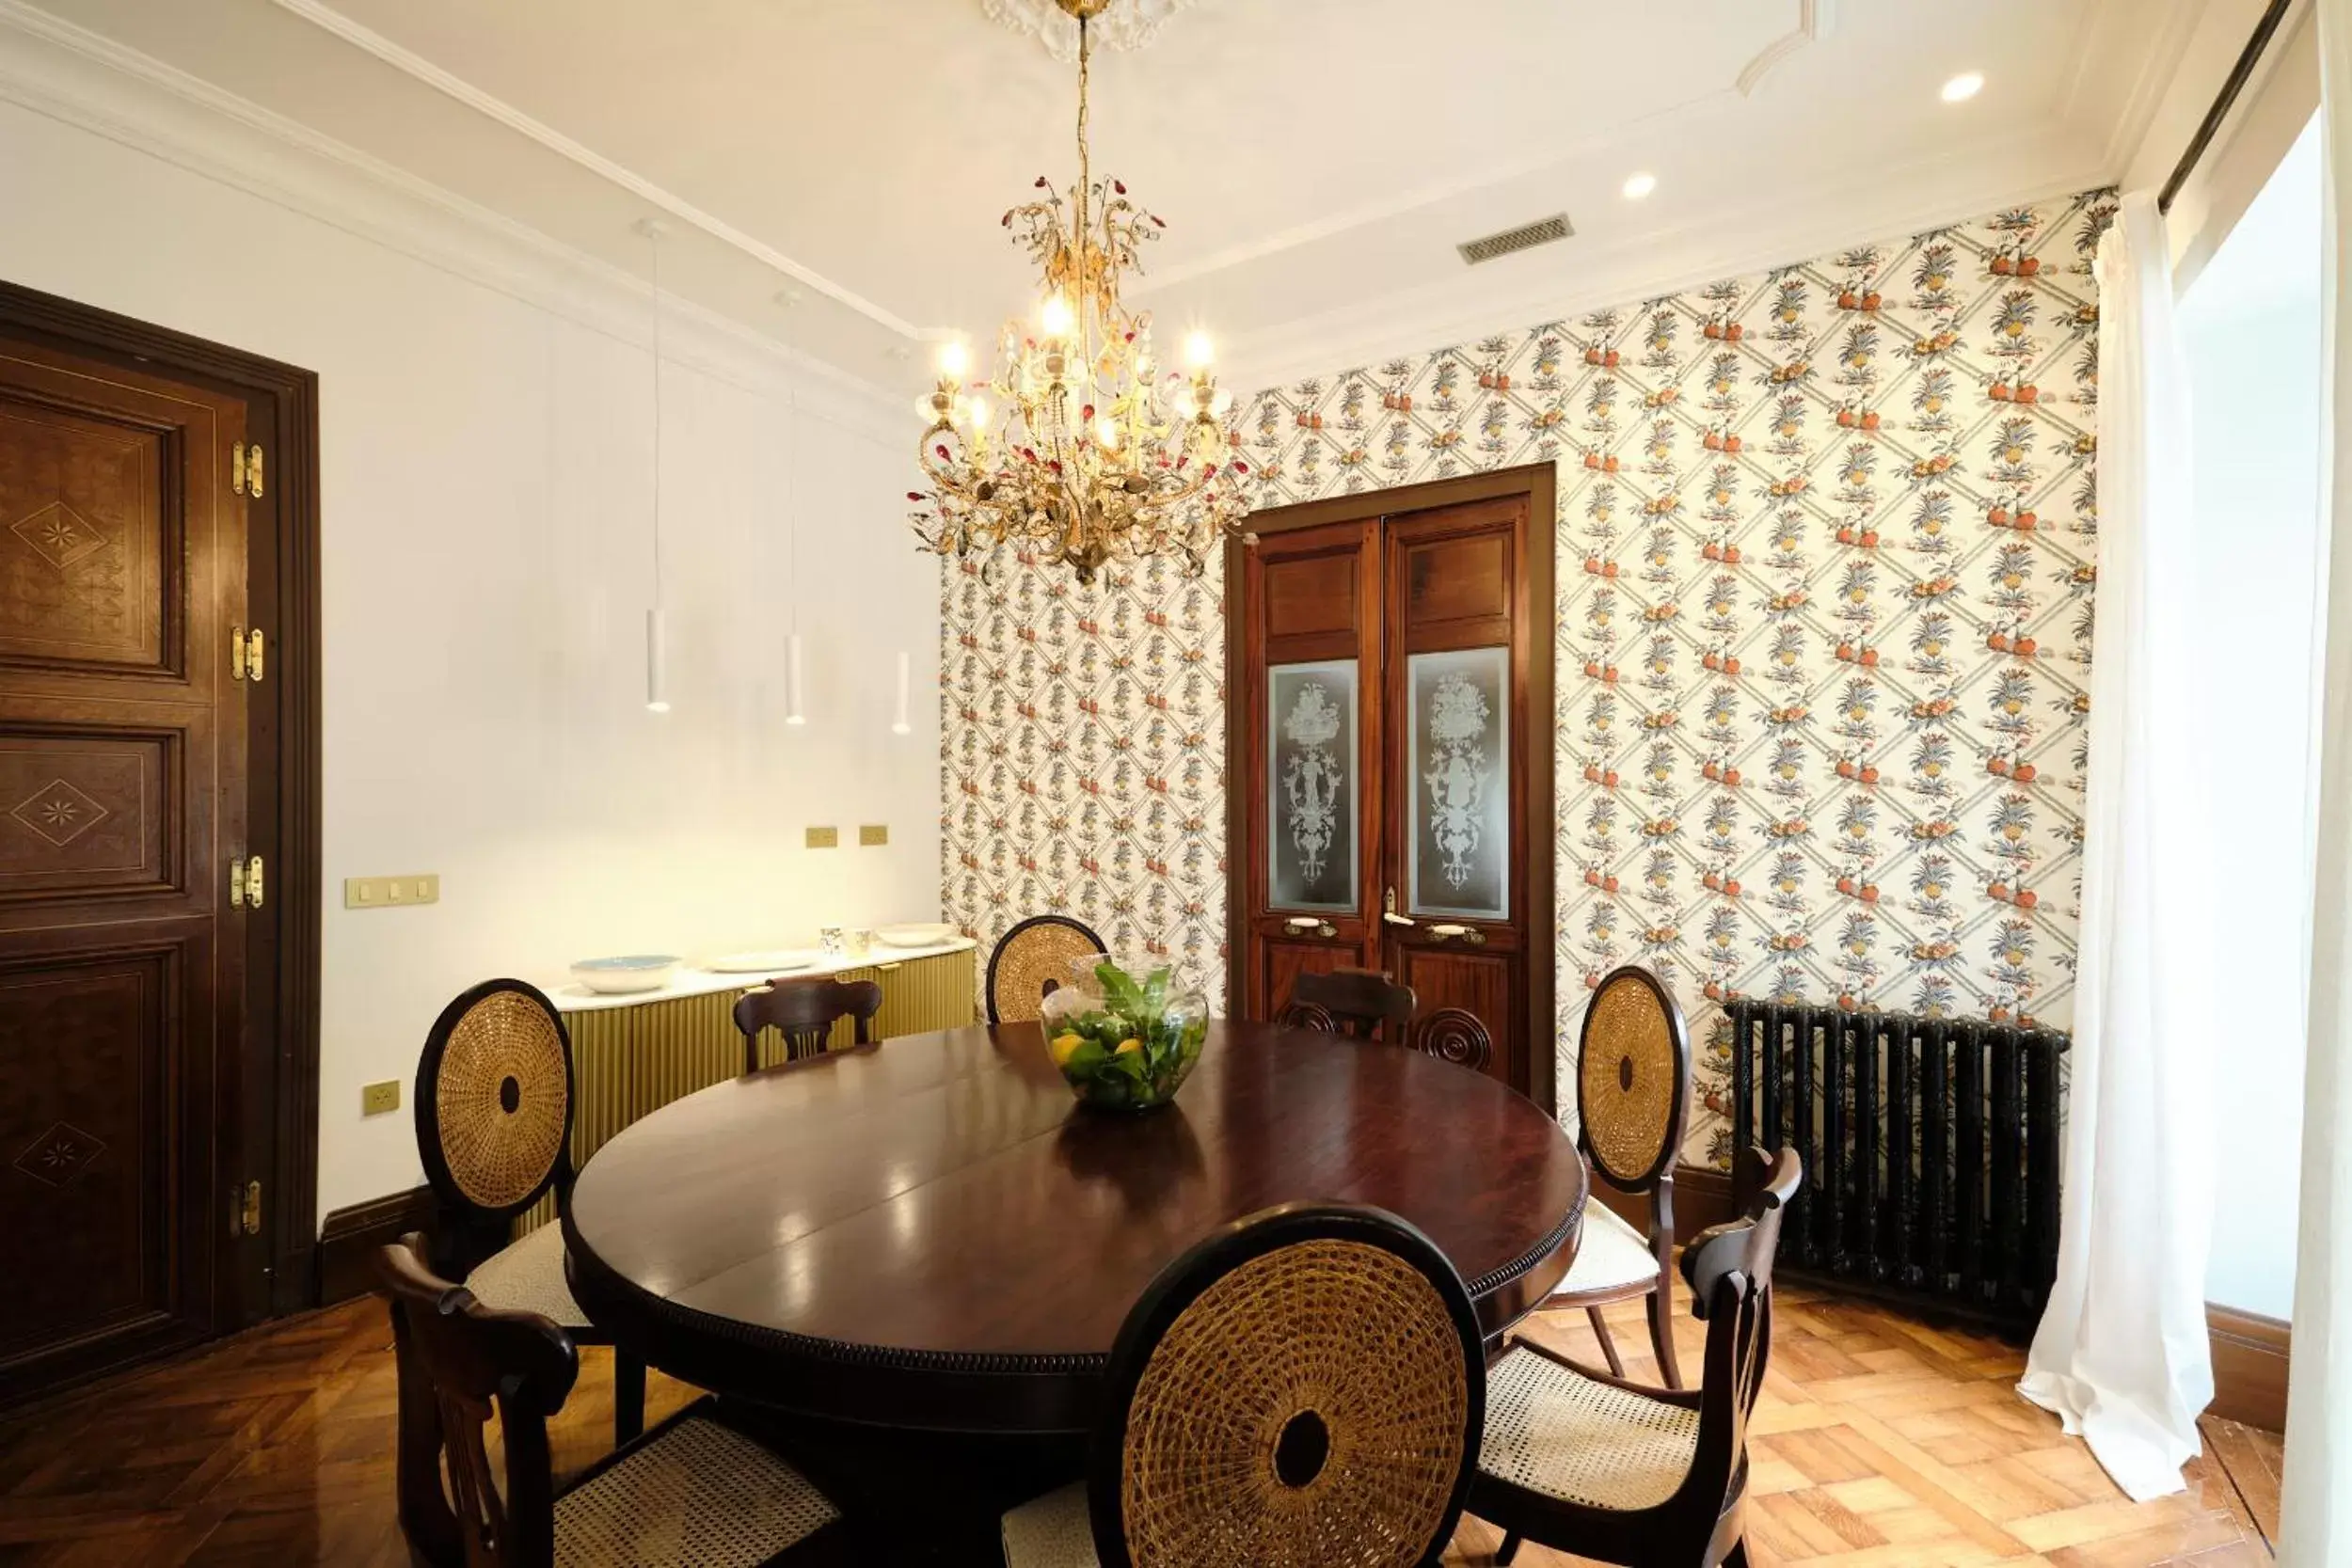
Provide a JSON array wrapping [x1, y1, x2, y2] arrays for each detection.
[[0, 0, 909, 443], [1735, 0, 1839, 97], [265, 0, 923, 341], [1223, 130, 2109, 397]]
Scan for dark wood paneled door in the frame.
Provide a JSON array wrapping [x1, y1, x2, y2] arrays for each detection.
[[1232, 467, 1554, 1106], [0, 332, 252, 1402]]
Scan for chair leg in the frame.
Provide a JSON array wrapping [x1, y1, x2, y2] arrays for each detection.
[[613, 1351, 646, 1445], [1646, 1279, 1683, 1389], [1496, 1529, 1523, 1565], [1587, 1307, 1627, 1378]]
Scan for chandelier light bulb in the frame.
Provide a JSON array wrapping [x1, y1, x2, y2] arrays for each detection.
[[967, 395, 991, 429], [1184, 330, 1215, 370], [1096, 416, 1120, 450], [1941, 71, 1984, 103], [1622, 171, 1658, 200], [1041, 294, 1075, 338], [936, 339, 970, 378]]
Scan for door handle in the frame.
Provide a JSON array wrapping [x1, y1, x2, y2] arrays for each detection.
[[1284, 915, 1338, 939], [1427, 924, 1488, 946], [1382, 887, 1415, 927]]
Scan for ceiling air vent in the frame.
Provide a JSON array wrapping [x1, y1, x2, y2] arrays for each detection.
[[1457, 214, 1574, 266]]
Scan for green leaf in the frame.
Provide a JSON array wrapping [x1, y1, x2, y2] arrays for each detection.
[[1095, 960, 1147, 1018]]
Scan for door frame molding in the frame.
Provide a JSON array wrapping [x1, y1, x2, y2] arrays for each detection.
[[0, 278, 323, 1319], [1225, 460, 1557, 1114]]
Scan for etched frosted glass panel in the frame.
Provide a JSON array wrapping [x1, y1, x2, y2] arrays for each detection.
[[1408, 646, 1509, 920], [1268, 660, 1357, 912]]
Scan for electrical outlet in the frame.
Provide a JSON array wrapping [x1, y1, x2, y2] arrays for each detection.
[[345, 874, 440, 909], [361, 1080, 401, 1116], [805, 826, 839, 848], [859, 824, 888, 847]]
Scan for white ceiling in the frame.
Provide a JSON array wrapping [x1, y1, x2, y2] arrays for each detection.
[[10, 0, 2209, 391]]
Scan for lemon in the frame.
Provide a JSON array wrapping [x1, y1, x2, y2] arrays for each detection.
[[1115, 1037, 1143, 1055], [1049, 1032, 1084, 1067]]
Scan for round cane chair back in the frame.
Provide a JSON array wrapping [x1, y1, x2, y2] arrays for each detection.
[[986, 914, 1107, 1024], [416, 979, 577, 1220], [1576, 965, 1690, 1193], [1086, 1203, 1485, 1568]]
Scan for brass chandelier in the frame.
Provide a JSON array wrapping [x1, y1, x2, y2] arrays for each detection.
[[908, 0, 1250, 585]]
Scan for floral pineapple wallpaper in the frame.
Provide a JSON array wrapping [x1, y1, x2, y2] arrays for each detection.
[[942, 191, 2112, 1166]]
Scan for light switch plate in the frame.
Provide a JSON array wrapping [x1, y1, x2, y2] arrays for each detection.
[[345, 874, 440, 909], [859, 824, 888, 847], [361, 1080, 401, 1116], [805, 826, 839, 848]]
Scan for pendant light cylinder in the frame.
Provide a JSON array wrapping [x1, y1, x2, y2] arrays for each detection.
[[644, 607, 669, 713], [786, 632, 807, 725], [892, 650, 913, 736]]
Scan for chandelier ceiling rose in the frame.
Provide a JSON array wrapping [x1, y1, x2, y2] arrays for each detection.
[[981, 0, 1199, 61], [914, 4, 1251, 585]]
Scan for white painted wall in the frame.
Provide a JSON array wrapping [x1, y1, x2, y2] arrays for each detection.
[[2180, 112, 2325, 1323], [0, 96, 940, 1216]]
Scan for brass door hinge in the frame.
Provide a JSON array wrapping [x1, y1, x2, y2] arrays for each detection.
[[240, 1179, 262, 1237], [230, 626, 264, 683], [230, 854, 263, 909], [230, 441, 265, 499]]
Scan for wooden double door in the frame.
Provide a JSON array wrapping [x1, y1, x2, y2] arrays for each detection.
[[1231, 467, 1554, 1106], [0, 286, 314, 1406]]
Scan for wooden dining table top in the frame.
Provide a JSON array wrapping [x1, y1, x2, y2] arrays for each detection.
[[563, 1018, 1588, 1433]]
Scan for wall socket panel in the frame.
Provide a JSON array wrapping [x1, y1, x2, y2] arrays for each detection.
[[859, 824, 888, 847], [805, 826, 839, 848], [360, 1080, 401, 1116], [345, 874, 439, 909]]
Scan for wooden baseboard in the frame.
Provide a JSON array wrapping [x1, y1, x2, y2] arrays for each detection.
[[315, 1186, 434, 1307], [2208, 1303, 2289, 1433]]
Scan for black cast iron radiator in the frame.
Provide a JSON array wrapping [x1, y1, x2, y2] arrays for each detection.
[[1724, 1001, 2071, 1332]]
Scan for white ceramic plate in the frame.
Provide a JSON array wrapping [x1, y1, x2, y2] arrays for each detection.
[[704, 951, 818, 974], [569, 955, 681, 994], [875, 923, 957, 948]]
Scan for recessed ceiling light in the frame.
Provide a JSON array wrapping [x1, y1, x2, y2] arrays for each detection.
[[1941, 71, 1984, 103], [1622, 172, 1658, 200]]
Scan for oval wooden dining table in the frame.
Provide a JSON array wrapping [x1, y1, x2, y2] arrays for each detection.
[[564, 1019, 1588, 1433]]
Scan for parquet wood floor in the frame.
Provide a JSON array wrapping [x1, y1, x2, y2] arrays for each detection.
[[0, 1288, 2280, 1566]]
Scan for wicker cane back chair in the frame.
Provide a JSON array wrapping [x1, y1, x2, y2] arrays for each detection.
[[987, 914, 1108, 1024], [375, 1233, 849, 1568], [414, 979, 644, 1446], [998, 1203, 1486, 1568], [734, 977, 884, 1073], [1474, 1148, 1802, 1568], [1544, 965, 1693, 1386], [1276, 968, 1418, 1045]]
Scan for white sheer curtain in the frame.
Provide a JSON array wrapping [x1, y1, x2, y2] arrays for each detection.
[[2281, 4, 2352, 1553], [2016, 193, 2216, 1504]]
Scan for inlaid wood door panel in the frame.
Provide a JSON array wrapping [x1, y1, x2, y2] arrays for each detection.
[[0, 391, 176, 675], [1232, 471, 1553, 1104], [0, 336, 246, 1404]]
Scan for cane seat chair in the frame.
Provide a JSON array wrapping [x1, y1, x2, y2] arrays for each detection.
[[998, 1203, 1486, 1568], [1545, 965, 1693, 1386], [987, 914, 1108, 1024], [1413, 1007, 1496, 1074], [375, 1233, 850, 1567], [414, 978, 645, 1445], [1475, 1148, 1802, 1568], [733, 977, 883, 1073], [1275, 968, 1418, 1046]]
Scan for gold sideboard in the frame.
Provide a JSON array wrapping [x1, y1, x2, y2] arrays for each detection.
[[516, 943, 977, 1236]]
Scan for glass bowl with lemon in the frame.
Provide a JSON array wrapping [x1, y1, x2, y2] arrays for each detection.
[[1040, 955, 1207, 1112]]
